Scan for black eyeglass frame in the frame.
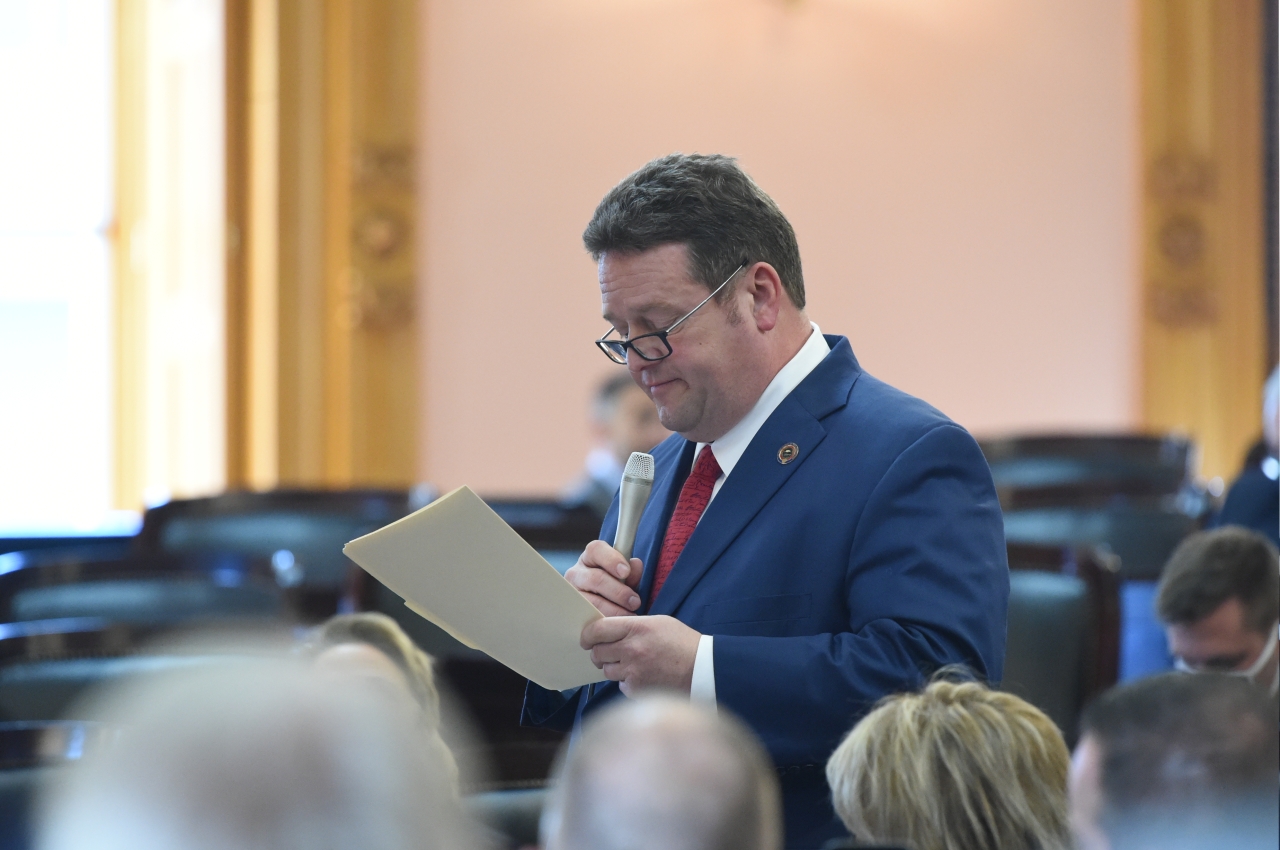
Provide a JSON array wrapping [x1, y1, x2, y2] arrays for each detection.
[[594, 263, 747, 365]]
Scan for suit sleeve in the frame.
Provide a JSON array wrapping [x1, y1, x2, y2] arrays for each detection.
[[711, 423, 1009, 767]]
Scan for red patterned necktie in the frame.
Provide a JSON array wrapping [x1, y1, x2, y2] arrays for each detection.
[[651, 446, 722, 602]]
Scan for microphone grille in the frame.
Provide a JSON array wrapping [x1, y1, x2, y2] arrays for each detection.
[[624, 451, 655, 483]]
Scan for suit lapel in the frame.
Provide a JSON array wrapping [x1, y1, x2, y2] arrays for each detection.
[[647, 404, 825, 616], [648, 337, 862, 617]]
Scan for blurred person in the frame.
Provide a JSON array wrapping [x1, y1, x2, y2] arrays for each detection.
[[825, 675, 1071, 850], [38, 654, 471, 850], [540, 694, 782, 850], [1210, 365, 1279, 548], [524, 153, 1007, 849], [1155, 527, 1279, 699], [312, 611, 459, 784], [1069, 673, 1279, 850], [563, 372, 670, 517]]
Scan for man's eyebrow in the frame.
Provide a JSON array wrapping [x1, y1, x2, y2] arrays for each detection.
[[602, 301, 679, 328]]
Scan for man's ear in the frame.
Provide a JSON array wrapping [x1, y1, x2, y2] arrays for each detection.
[[746, 262, 784, 332]]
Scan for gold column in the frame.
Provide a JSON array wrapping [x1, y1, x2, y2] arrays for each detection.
[[225, 0, 419, 490], [338, 0, 420, 486], [1140, 0, 1268, 482]]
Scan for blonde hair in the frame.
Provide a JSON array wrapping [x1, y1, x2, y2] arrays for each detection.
[[315, 612, 457, 785], [825, 676, 1071, 850]]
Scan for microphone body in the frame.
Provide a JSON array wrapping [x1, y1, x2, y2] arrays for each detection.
[[612, 451, 655, 560]]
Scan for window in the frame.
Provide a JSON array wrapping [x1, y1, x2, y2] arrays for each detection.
[[0, 1, 122, 534]]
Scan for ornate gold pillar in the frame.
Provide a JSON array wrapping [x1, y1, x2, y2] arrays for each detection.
[[225, 0, 419, 490], [1140, 0, 1268, 482]]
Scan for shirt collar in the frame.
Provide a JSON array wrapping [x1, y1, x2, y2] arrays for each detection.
[[697, 322, 830, 482]]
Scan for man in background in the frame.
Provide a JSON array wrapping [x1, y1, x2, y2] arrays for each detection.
[[563, 372, 670, 517], [1211, 366, 1279, 548], [1069, 673, 1278, 850], [1156, 526, 1278, 699], [540, 695, 782, 850]]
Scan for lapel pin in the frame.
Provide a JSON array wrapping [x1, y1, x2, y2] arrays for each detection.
[[777, 443, 799, 464]]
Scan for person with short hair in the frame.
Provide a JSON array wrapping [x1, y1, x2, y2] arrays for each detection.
[[825, 676, 1071, 850], [541, 695, 782, 850], [523, 153, 1008, 849], [1069, 672, 1279, 850], [563, 372, 670, 517], [1211, 366, 1279, 548], [1155, 527, 1279, 698]]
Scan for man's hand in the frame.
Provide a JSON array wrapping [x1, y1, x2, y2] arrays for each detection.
[[581, 615, 701, 697], [565, 540, 643, 617]]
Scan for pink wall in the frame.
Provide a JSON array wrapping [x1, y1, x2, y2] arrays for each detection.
[[416, 0, 1141, 496]]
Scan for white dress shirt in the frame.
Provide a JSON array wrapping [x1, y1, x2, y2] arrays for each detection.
[[687, 323, 831, 706]]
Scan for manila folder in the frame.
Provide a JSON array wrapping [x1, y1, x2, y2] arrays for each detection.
[[342, 485, 606, 691]]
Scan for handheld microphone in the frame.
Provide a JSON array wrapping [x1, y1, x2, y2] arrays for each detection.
[[612, 451, 655, 560]]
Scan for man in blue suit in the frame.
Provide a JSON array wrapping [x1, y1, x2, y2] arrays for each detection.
[[523, 154, 1008, 849]]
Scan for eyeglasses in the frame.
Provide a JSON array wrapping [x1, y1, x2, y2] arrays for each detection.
[[595, 263, 746, 365]]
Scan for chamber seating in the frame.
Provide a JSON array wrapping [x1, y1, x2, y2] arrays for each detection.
[[1001, 505, 1198, 581], [980, 433, 1195, 495], [0, 619, 281, 724], [989, 436, 1202, 681], [136, 489, 413, 621], [0, 552, 282, 627], [1003, 543, 1120, 744]]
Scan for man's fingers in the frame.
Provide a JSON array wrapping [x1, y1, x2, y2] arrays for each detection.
[[582, 540, 633, 582], [625, 557, 643, 590], [590, 642, 623, 666], [580, 593, 635, 618], [581, 616, 638, 649], [566, 564, 640, 612], [602, 662, 624, 684]]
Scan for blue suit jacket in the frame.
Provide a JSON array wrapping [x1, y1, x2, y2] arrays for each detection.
[[524, 336, 1009, 849]]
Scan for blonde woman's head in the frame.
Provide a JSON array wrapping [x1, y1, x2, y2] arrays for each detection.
[[313, 612, 457, 785], [826, 675, 1070, 850]]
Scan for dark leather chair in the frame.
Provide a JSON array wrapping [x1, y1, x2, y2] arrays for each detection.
[[0, 539, 133, 567], [0, 553, 283, 627], [0, 720, 115, 850], [0, 619, 280, 723], [980, 433, 1194, 493], [980, 433, 1211, 520], [1001, 505, 1199, 580], [1003, 544, 1121, 745], [137, 489, 413, 620]]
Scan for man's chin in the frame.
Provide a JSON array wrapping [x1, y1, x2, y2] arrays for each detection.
[[656, 406, 696, 437]]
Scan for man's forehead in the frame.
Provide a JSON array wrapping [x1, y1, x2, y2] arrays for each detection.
[[600, 267, 707, 322]]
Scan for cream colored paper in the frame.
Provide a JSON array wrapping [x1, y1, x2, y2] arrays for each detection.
[[343, 485, 606, 690]]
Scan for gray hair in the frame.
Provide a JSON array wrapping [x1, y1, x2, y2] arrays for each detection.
[[38, 655, 469, 850], [542, 695, 782, 850]]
